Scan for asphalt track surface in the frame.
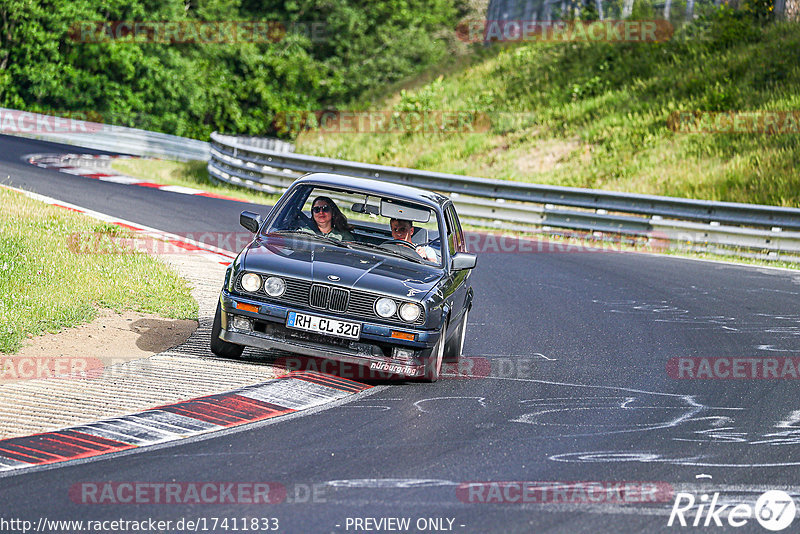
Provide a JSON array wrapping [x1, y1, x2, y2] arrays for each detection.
[[2, 133, 800, 533]]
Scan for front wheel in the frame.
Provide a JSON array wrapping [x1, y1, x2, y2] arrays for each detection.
[[422, 326, 446, 382], [210, 301, 244, 359], [444, 307, 469, 362]]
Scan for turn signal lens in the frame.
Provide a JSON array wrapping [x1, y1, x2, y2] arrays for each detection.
[[235, 302, 259, 313], [391, 331, 415, 341]]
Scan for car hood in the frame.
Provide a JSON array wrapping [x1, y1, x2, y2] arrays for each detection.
[[241, 234, 443, 299]]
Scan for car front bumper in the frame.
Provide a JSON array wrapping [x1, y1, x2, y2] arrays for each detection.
[[218, 291, 439, 379]]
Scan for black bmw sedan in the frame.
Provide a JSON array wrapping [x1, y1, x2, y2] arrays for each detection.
[[211, 173, 476, 382]]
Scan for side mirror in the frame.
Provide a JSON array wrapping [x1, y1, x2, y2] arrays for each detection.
[[451, 252, 477, 270], [240, 211, 262, 233]]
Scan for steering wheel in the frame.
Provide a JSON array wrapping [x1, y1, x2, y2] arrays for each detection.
[[381, 239, 418, 251], [289, 207, 316, 231]]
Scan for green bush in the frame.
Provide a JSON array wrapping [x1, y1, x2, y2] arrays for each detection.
[[0, 0, 459, 139], [707, 5, 763, 46]]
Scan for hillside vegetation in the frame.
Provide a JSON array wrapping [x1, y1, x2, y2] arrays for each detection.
[[0, 0, 463, 138], [297, 10, 800, 207]]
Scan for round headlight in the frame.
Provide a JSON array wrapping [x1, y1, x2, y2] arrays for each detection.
[[375, 297, 397, 318], [241, 273, 261, 292], [264, 276, 286, 297], [399, 302, 422, 322]]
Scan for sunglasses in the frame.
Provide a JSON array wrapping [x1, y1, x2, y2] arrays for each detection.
[[312, 205, 331, 214]]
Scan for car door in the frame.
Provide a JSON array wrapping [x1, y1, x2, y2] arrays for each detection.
[[442, 202, 470, 334]]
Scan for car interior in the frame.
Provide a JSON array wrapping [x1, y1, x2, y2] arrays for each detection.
[[282, 187, 443, 255]]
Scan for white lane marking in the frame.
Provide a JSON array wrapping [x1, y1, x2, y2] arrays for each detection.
[[414, 396, 486, 414], [1, 184, 236, 263], [24, 153, 240, 201], [125, 410, 218, 433], [238, 378, 350, 410], [60, 168, 99, 176], [750, 409, 800, 445], [159, 185, 205, 194], [757, 344, 800, 352], [338, 405, 392, 411], [75, 419, 186, 445], [0, 457, 30, 469], [775, 409, 800, 429], [98, 175, 143, 184]]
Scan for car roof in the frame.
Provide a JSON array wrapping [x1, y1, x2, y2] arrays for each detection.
[[294, 173, 450, 209]]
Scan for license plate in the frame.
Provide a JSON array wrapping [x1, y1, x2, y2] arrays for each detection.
[[286, 311, 361, 340]]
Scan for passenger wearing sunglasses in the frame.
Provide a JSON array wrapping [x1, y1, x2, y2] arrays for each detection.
[[307, 196, 354, 241]]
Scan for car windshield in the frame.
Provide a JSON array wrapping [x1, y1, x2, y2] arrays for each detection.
[[264, 185, 443, 267]]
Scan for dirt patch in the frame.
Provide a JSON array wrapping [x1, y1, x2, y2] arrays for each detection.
[[515, 138, 584, 174], [13, 309, 196, 372]]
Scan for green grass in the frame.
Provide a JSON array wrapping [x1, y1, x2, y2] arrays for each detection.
[[0, 188, 197, 353], [110, 159, 280, 206], [295, 14, 800, 208]]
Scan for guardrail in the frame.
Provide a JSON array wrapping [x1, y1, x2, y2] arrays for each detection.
[[1, 108, 210, 161], [208, 132, 800, 261], [12, 107, 794, 260]]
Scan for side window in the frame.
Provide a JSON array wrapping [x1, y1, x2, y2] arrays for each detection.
[[444, 206, 455, 256], [446, 205, 465, 254], [452, 207, 465, 252]]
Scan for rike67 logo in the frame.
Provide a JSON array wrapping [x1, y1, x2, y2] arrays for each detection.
[[668, 490, 796, 531]]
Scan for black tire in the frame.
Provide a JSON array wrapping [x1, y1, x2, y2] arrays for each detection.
[[444, 307, 469, 362], [210, 302, 244, 359], [422, 326, 446, 382]]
